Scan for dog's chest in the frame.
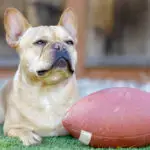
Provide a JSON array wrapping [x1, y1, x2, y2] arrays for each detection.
[[20, 86, 77, 136], [13, 74, 78, 136]]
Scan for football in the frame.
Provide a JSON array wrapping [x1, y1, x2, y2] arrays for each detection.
[[62, 87, 150, 148]]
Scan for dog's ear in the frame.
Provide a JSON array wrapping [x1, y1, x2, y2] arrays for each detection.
[[4, 8, 31, 48], [58, 8, 77, 39]]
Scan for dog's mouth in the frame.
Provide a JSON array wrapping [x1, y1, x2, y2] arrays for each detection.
[[37, 57, 74, 76]]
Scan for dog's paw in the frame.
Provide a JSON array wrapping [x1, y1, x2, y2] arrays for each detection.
[[19, 131, 42, 146], [8, 129, 42, 146]]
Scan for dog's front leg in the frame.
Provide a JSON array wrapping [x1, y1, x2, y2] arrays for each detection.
[[7, 128, 42, 146]]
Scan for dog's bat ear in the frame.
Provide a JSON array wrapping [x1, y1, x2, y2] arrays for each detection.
[[4, 8, 31, 48], [58, 8, 77, 39]]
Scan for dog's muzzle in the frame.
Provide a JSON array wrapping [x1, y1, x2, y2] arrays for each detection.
[[37, 43, 74, 76], [51, 49, 74, 72]]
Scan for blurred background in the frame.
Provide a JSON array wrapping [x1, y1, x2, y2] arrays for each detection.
[[0, 0, 150, 94]]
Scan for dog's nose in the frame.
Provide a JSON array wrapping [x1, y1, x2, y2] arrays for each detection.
[[52, 42, 66, 51]]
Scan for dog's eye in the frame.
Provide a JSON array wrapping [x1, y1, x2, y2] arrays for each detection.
[[33, 40, 47, 46], [65, 40, 74, 45]]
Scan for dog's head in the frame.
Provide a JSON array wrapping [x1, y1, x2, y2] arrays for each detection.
[[4, 8, 77, 85]]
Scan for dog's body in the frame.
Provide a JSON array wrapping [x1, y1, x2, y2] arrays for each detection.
[[0, 8, 79, 146], [1, 73, 78, 137]]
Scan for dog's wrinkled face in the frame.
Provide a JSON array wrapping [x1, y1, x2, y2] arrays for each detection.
[[4, 8, 77, 85]]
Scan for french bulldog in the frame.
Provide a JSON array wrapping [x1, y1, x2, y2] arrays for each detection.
[[0, 7, 79, 146]]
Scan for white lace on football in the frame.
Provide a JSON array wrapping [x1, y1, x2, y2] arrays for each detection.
[[79, 130, 92, 145]]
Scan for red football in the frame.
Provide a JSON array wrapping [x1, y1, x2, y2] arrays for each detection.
[[62, 87, 150, 148]]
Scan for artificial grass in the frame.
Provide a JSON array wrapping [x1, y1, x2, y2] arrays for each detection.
[[0, 125, 149, 150]]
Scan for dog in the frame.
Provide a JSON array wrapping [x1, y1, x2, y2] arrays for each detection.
[[0, 7, 79, 146]]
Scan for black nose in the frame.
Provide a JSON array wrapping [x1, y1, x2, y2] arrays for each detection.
[[55, 49, 70, 62], [52, 42, 66, 51]]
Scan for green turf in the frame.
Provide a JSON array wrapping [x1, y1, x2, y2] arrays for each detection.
[[0, 125, 149, 150]]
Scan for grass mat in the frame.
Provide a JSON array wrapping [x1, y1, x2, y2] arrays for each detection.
[[0, 125, 149, 150]]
